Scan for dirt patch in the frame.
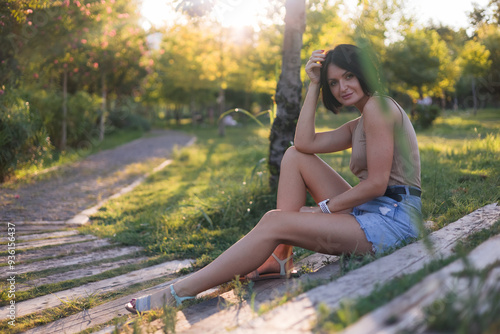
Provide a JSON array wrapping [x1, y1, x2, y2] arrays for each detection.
[[0, 130, 194, 221]]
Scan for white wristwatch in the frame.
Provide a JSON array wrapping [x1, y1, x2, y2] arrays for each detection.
[[318, 199, 331, 214]]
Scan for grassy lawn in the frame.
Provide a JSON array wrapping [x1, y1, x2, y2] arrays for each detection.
[[82, 108, 500, 266]]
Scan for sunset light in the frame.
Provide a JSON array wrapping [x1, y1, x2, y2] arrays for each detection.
[[140, 0, 271, 31]]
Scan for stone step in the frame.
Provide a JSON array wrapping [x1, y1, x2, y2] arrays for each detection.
[[18, 256, 149, 291], [20, 254, 333, 334], [16, 234, 98, 250], [11, 239, 111, 263], [341, 234, 500, 334], [7, 221, 68, 225], [18, 256, 149, 292], [228, 203, 500, 333], [0, 259, 194, 320], [175, 253, 339, 334], [9, 246, 142, 281], [0, 230, 79, 243]]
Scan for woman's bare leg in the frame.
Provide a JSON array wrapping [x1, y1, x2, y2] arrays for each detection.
[[147, 147, 370, 308], [151, 208, 372, 309], [251, 146, 353, 276]]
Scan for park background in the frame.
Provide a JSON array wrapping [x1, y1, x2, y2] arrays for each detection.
[[0, 1, 499, 332]]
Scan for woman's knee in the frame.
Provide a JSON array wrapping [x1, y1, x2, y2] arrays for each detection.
[[281, 146, 310, 167], [255, 210, 283, 232]]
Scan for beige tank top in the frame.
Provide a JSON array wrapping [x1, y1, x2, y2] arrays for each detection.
[[350, 97, 421, 188]]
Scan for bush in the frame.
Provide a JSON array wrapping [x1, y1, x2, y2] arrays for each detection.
[[66, 91, 101, 147], [0, 90, 52, 182], [107, 98, 151, 132], [28, 90, 101, 149], [412, 104, 441, 129]]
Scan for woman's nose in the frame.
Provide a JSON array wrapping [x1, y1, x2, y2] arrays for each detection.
[[339, 80, 347, 92]]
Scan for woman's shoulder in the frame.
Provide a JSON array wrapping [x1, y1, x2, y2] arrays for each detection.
[[363, 95, 401, 122]]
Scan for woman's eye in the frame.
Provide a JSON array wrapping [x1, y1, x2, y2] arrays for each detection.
[[346, 73, 354, 79], [329, 81, 337, 86]]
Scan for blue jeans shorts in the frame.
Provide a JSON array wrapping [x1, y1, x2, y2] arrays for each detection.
[[351, 185, 422, 254]]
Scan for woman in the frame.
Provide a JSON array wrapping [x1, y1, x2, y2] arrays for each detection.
[[126, 44, 422, 312]]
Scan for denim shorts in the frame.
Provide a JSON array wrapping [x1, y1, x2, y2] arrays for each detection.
[[351, 186, 422, 254]]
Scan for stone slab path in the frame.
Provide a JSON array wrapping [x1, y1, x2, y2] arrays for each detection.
[[0, 130, 195, 221], [0, 130, 196, 334]]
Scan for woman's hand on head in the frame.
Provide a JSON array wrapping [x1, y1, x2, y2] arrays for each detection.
[[305, 50, 325, 84]]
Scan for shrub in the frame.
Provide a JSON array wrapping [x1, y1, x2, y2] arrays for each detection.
[[0, 90, 52, 182], [412, 104, 441, 129], [66, 91, 101, 147], [28, 89, 101, 149], [107, 98, 151, 132]]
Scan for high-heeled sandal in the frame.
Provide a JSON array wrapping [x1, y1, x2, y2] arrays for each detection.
[[241, 253, 299, 281], [170, 284, 195, 306], [125, 285, 195, 314]]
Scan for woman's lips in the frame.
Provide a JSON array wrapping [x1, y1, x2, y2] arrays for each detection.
[[342, 92, 353, 100]]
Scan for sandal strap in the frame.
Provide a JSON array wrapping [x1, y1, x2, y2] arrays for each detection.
[[271, 253, 293, 276], [170, 284, 195, 306]]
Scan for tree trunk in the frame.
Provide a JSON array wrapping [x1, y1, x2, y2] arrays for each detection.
[[217, 87, 226, 136], [218, 26, 226, 137], [99, 72, 106, 141], [61, 68, 68, 150], [268, 0, 306, 188], [471, 76, 477, 115]]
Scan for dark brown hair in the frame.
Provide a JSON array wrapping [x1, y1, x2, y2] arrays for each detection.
[[320, 44, 379, 114]]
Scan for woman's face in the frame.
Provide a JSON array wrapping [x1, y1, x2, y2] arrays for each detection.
[[326, 63, 367, 108]]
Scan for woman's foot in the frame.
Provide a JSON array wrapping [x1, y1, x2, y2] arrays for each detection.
[[125, 295, 151, 314], [125, 285, 196, 314]]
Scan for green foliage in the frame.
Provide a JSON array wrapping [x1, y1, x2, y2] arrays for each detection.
[[423, 259, 500, 333], [0, 89, 52, 182], [162, 304, 177, 334], [411, 104, 441, 129], [387, 28, 448, 99], [107, 98, 151, 133], [27, 89, 101, 148]]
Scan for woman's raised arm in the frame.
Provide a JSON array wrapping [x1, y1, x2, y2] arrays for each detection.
[[294, 50, 355, 154]]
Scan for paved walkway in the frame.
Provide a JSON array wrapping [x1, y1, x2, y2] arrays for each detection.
[[0, 130, 195, 221]]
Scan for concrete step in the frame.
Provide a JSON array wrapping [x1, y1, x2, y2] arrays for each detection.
[[10, 239, 111, 263], [341, 234, 500, 334], [16, 234, 98, 250], [7, 246, 142, 279], [0, 230, 78, 242], [0, 259, 194, 320]]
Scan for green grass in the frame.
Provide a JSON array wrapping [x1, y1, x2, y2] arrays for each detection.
[[81, 124, 275, 262], [82, 108, 499, 263]]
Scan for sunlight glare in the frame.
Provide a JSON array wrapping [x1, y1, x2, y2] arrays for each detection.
[[218, 0, 268, 30], [140, 0, 269, 31], [140, 0, 179, 30]]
